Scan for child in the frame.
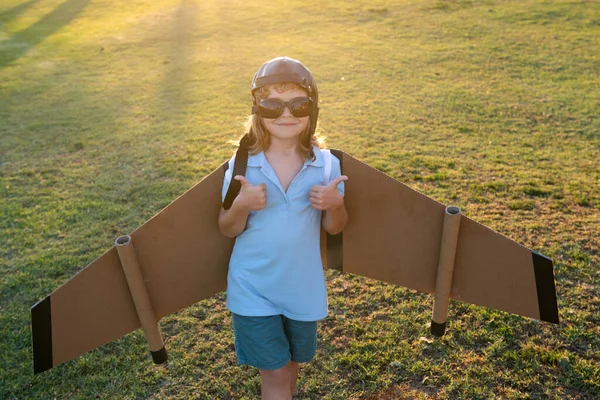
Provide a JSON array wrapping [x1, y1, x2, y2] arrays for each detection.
[[218, 57, 348, 400]]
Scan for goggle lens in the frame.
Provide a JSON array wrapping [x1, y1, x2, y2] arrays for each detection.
[[257, 97, 313, 119]]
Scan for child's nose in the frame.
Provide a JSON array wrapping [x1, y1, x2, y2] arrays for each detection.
[[280, 106, 293, 117]]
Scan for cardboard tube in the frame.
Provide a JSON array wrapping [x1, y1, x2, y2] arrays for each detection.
[[115, 235, 167, 364], [431, 206, 461, 337]]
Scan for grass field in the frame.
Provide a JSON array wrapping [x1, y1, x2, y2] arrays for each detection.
[[1, 0, 599, 398]]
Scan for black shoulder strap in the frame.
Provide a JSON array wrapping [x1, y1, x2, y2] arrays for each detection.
[[222, 135, 249, 210]]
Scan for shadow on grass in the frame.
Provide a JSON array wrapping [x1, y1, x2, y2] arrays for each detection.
[[0, 0, 41, 22], [0, 0, 90, 69]]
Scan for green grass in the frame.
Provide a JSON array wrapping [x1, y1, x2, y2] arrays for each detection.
[[1, 0, 599, 398]]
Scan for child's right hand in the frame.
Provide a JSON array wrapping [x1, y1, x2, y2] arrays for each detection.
[[233, 175, 267, 211]]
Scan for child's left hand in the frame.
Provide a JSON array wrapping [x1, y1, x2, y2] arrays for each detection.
[[309, 176, 348, 211]]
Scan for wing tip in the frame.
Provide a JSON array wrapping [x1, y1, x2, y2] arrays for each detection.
[[31, 296, 53, 374], [532, 251, 560, 324]]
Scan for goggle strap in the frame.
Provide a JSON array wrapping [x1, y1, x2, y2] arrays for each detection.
[[254, 73, 308, 90]]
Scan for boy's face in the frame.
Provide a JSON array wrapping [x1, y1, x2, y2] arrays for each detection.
[[261, 86, 310, 144]]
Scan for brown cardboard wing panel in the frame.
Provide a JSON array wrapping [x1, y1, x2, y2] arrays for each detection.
[[335, 151, 554, 323], [129, 165, 233, 320], [451, 216, 540, 320], [339, 152, 446, 294], [51, 248, 141, 367], [35, 165, 233, 372]]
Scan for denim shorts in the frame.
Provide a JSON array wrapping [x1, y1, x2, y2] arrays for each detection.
[[231, 313, 318, 370]]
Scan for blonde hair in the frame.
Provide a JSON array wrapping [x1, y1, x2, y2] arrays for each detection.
[[243, 83, 325, 159]]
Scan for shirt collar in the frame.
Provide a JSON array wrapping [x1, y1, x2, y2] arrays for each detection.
[[247, 145, 325, 167], [247, 151, 266, 167]]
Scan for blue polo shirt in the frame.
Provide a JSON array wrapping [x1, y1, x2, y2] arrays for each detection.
[[221, 146, 344, 321]]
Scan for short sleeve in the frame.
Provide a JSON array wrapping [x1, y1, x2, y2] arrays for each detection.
[[329, 154, 345, 197], [221, 155, 236, 203]]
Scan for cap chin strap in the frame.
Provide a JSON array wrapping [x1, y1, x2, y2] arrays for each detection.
[[309, 105, 319, 139]]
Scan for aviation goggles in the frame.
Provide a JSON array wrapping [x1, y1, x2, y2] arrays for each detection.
[[255, 97, 314, 119]]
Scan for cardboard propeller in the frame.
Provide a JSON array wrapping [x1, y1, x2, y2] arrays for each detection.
[[31, 150, 559, 374]]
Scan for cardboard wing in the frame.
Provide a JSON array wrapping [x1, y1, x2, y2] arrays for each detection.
[[324, 151, 558, 335], [31, 150, 558, 374], [31, 164, 234, 373]]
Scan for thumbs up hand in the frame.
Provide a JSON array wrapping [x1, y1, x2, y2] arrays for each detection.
[[233, 175, 267, 211], [309, 176, 348, 211]]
